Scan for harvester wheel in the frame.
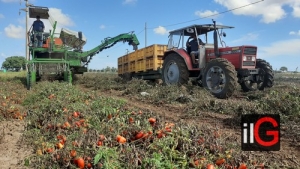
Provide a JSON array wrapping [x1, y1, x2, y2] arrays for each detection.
[[26, 71, 36, 90], [240, 59, 274, 92], [162, 53, 189, 86], [26, 72, 31, 90], [202, 58, 238, 99], [68, 71, 72, 84]]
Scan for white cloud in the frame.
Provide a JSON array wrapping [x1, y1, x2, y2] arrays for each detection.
[[100, 24, 106, 29], [195, 10, 219, 19], [48, 8, 74, 27], [4, 24, 25, 39], [231, 32, 259, 43], [214, 0, 300, 23], [291, 1, 300, 17], [0, 14, 4, 19], [289, 30, 300, 35], [153, 26, 169, 35], [123, 0, 137, 5], [258, 39, 300, 58]]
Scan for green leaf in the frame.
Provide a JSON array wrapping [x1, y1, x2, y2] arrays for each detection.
[[24, 158, 30, 166], [94, 154, 101, 164]]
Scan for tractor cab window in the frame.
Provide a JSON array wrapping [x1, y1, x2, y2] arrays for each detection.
[[167, 34, 181, 50]]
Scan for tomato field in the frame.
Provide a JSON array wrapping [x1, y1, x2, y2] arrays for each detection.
[[0, 71, 299, 169]]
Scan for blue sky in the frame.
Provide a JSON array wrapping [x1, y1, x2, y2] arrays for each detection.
[[0, 0, 299, 71]]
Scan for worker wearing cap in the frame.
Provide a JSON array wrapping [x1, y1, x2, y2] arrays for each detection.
[[32, 15, 45, 47]]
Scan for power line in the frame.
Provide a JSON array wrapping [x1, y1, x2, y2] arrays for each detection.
[[146, 0, 264, 29], [136, 28, 144, 35], [95, 0, 263, 52]]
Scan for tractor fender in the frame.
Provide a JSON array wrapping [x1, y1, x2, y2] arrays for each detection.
[[163, 49, 194, 70]]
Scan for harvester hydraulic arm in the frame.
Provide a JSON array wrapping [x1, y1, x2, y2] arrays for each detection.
[[77, 32, 139, 61]]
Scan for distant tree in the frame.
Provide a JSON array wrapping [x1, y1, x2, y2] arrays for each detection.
[[101, 68, 105, 72], [105, 66, 111, 72], [97, 70, 101, 72], [88, 69, 93, 72], [280, 66, 288, 72], [111, 67, 117, 72], [1, 56, 26, 71]]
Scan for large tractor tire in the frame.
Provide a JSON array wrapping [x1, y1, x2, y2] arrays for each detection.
[[162, 53, 189, 86], [240, 59, 274, 92], [202, 58, 238, 99]]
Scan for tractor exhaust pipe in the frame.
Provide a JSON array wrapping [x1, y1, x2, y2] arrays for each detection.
[[213, 20, 220, 57]]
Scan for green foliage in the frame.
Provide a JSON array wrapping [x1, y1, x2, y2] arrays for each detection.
[[94, 146, 121, 168], [1, 56, 26, 71], [280, 66, 288, 72]]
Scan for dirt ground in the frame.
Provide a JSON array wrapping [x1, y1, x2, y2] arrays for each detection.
[[0, 120, 33, 169], [95, 88, 300, 168], [0, 84, 299, 168]]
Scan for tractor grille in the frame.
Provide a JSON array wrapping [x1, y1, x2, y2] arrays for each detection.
[[243, 61, 255, 66], [243, 47, 257, 55]]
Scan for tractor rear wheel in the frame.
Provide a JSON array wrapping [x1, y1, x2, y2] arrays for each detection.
[[240, 59, 274, 92], [162, 53, 189, 86], [202, 58, 238, 99]]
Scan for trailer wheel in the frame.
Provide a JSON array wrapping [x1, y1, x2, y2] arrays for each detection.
[[122, 73, 132, 81], [162, 53, 189, 86], [240, 59, 274, 92], [202, 58, 238, 99]]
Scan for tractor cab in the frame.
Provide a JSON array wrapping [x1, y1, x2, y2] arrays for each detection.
[[167, 22, 234, 69]]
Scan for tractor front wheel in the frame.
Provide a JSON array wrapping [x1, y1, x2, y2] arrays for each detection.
[[162, 53, 189, 86], [240, 59, 274, 92], [202, 58, 238, 99]]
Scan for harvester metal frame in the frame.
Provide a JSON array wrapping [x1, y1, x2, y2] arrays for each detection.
[[26, 5, 140, 90]]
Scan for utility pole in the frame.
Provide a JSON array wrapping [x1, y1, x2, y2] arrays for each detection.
[[145, 22, 147, 48], [20, 0, 31, 71]]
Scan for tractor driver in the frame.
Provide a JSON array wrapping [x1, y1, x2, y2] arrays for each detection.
[[32, 15, 45, 47], [186, 34, 204, 68]]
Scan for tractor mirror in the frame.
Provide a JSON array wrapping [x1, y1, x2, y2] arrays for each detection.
[[223, 32, 226, 37]]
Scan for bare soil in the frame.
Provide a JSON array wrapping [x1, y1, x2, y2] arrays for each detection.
[[0, 82, 299, 168], [90, 88, 300, 168], [0, 119, 33, 169]]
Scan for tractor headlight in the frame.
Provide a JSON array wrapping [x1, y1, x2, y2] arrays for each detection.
[[243, 56, 255, 61]]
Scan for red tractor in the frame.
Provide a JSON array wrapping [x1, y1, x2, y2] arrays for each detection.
[[161, 20, 274, 99]]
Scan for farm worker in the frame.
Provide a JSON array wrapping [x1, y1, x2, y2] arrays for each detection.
[[32, 15, 45, 47], [186, 34, 204, 68]]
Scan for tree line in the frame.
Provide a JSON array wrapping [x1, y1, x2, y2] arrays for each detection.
[[88, 66, 118, 73], [1, 56, 26, 71]]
